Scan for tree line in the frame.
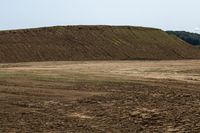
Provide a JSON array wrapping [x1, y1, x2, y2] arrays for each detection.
[[167, 31, 200, 46]]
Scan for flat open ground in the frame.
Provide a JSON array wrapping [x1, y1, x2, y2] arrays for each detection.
[[0, 60, 200, 132]]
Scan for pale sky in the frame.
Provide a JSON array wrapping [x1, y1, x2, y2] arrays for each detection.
[[0, 0, 200, 33]]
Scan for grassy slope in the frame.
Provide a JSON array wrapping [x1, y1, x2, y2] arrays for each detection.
[[0, 26, 200, 63]]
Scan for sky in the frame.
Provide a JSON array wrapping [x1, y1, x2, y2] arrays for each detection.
[[0, 0, 200, 33]]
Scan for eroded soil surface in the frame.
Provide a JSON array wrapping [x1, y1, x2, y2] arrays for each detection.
[[0, 60, 200, 132]]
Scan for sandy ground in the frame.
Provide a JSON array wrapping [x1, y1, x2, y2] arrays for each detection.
[[2, 60, 200, 82], [0, 60, 200, 132]]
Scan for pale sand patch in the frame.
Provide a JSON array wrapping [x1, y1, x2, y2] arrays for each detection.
[[69, 113, 93, 119]]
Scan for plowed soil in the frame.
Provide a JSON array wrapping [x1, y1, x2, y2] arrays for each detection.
[[0, 60, 200, 132]]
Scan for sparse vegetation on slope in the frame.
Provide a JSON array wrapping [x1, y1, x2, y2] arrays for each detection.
[[0, 26, 200, 63]]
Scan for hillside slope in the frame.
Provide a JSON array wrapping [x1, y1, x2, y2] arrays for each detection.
[[0, 26, 200, 63]]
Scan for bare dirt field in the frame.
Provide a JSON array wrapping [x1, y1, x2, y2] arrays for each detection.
[[0, 60, 200, 132]]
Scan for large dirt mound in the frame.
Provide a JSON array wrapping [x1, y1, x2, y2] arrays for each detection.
[[0, 26, 200, 63]]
